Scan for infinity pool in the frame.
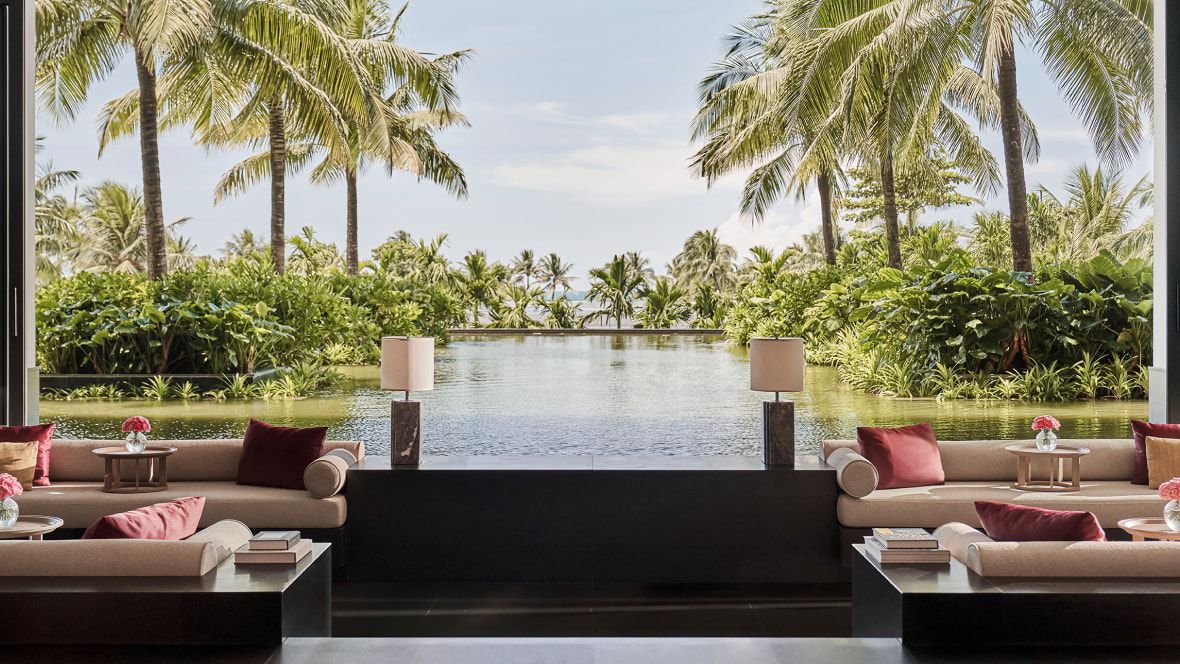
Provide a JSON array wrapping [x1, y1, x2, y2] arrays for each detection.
[[42, 333, 1147, 456]]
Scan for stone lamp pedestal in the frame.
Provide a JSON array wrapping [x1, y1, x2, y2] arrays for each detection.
[[391, 400, 422, 466], [762, 400, 795, 467]]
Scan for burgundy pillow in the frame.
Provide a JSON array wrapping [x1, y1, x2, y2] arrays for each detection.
[[0, 423, 54, 487], [856, 423, 944, 489], [1131, 420, 1180, 485], [975, 500, 1105, 542], [237, 419, 327, 490], [82, 497, 206, 540]]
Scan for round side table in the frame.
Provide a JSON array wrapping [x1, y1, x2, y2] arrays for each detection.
[[1004, 444, 1090, 492], [1118, 517, 1180, 542], [0, 515, 64, 540], [92, 446, 177, 493]]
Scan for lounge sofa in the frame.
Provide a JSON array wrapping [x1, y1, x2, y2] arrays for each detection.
[[14, 438, 363, 565], [822, 438, 1162, 531]]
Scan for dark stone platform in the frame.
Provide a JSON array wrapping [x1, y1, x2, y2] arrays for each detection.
[[345, 455, 841, 584], [852, 544, 1180, 646], [0, 543, 332, 645]]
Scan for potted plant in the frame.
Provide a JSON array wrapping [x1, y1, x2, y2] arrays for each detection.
[[122, 416, 152, 453], [1031, 415, 1061, 452], [0, 473, 22, 528]]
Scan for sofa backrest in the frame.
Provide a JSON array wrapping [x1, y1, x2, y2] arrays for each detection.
[[50, 439, 365, 482], [822, 438, 1135, 482], [0, 519, 251, 577]]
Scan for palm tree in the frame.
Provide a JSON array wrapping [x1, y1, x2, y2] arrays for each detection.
[[879, 0, 1152, 271], [34, 144, 84, 282], [670, 229, 737, 294], [36, 0, 215, 278], [638, 277, 691, 329], [538, 252, 574, 297], [1029, 166, 1151, 266], [222, 229, 268, 259], [459, 250, 507, 324], [488, 284, 543, 329], [73, 181, 191, 274], [541, 296, 584, 329], [511, 249, 540, 289], [287, 226, 344, 276], [586, 255, 647, 329]]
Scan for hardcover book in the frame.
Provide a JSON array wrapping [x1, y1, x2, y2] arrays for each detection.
[[863, 537, 950, 564], [871, 527, 938, 549], [248, 530, 301, 551], [236, 539, 312, 564]]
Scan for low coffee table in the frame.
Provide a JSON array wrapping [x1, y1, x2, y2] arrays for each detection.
[[1004, 444, 1090, 492], [1118, 517, 1180, 542], [0, 515, 64, 540], [92, 446, 177, 493]]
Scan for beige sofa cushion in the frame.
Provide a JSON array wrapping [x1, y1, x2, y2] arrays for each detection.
[[966, 540, 1180, 577], [823, 438, 1135, 482], [304, 452, 352, 499], [828, 447, 877, 498], [0, 519, 251, 576], [837, 480, 1161, 528], [16, 481, 347, 529], [933, 521, 996, 562], [1145, 436, 1180, 489], [50, 439, 365, 482]]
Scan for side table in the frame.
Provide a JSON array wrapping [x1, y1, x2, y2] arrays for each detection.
[[1004, 444, 1090, 492], [1118, 517, 1180, 542], [0, 515, 64, 540], [92, 446, 177, 493]]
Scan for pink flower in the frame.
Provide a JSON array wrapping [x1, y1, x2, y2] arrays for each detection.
[[1031, 415, 1061, 432], [1160, 478, 1180, 501], [122, 416, 151, 434], [0, 473, 23, 501]]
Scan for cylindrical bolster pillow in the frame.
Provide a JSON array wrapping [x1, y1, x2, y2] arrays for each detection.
[[186, 519, 253, 564], [933, 522, 994, 564], [304, 451, 355, 498], [828, 447, 878, 498]]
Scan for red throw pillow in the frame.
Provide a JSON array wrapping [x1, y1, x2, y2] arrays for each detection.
[[975, 500, 1105, 542], [237, 419, 327, 490], [0, 423, 54, 487], [82, 497, 206, 540], [856, 423, 944, 489], [1131, 420, 1180, 485]]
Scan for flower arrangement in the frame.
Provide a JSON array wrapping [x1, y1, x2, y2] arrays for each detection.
[[122, 416, 152, 434], [0, 473, 23, 501], [1160, 478, 1180, 502], [1031, 415, 1061, 432]]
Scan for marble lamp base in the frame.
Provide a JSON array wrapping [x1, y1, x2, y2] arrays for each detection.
[[762, 400, 795, 467], [391, 400, 422, 466]]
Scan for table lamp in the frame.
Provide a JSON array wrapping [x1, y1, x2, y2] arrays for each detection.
[[749, 337, 804, 467], [381, 336, 435, 465]]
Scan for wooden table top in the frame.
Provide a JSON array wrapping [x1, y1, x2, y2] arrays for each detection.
[[0, 515, 64, 539], [91, 445, 177, 459], [1004, 444, 1091, 458], [1118, 517, 1180, 541]]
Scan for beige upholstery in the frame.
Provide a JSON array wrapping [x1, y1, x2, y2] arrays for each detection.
[[304, 454, 351, 499], [16, 481, 347, 529], [837, 480, 1161, 528], [823, 438, 1135, 482], [828, 447, 877, 498], [0, 520, 250, 576], [933, 522, 996, 562], [50, 438, 365, 482]]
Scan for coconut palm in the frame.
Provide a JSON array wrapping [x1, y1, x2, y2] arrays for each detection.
[[34, 146, 84, 282], [74, 181, 191, 274], [488, 284, 543, 329], [541, 296, 584, 329], [35, 0, 216, 278], [639, 277, 691, 329], [510, 249, 541, 289], [459, 250, 507, 324], [222, 229, 268, 259], [870, 0, 1152, 271], [670, 229, 737, 294], [287, 226, 344, 275], [1029, 166, 1151, 266], [538, 253, 574, 297], [586, 255, 647, 329]]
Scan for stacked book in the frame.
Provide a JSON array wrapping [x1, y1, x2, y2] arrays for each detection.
[[863, 527, 950, 564], [234, 530, 312, 565]]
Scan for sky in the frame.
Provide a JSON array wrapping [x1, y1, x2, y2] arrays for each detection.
[[40, 0, 1154, 288]]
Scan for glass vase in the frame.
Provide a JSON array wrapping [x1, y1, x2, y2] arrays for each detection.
[[1035, 429, 1058, 452], [1165, 499, 1180, 532], [125, 431, 148, 454], [0, 496, 18, 528]]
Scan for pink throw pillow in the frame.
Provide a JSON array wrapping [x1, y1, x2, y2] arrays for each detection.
[[0, 423, 55, 486], [856, 423, 944, 489], [236, 419, 327, 490], [975, 500, 1105, 542], [82, 497, 206, 540], [1131, 420, 1180, 485]]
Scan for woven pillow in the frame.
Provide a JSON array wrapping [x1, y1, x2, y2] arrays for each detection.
[[0, 441, 39, 489], [1146, 436, 1180, 489]]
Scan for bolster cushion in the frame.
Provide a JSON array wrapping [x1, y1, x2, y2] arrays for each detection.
[[185, 519, 253, 564], [933, 522, 995, 564], [965, 541, 1180, 578], [0, 540, 221, 576], [828, 447, 878, 498], [304, 450, 355, 499]]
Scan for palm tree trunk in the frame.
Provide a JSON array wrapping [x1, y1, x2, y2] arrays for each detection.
[[881, 153, 902, 269], [267, 97, 287, 274], [346, 169, 359, 275], [133, 45, 167, 279], [817, 171, 837, 265], [997, 41, 1033, 272]]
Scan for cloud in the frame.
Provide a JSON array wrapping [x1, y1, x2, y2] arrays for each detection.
[[715, 195, 820, 257], [530, 102, 674, 133], [597, 112, 674, 132]]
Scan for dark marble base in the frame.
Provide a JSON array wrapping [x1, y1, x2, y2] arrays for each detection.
[[391, 400, 421, 465], [762, 401, 795, 467]]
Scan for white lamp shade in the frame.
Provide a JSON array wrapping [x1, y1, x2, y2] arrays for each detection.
[[749, 337, 804, 392], [380, 336, 435, 392]]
